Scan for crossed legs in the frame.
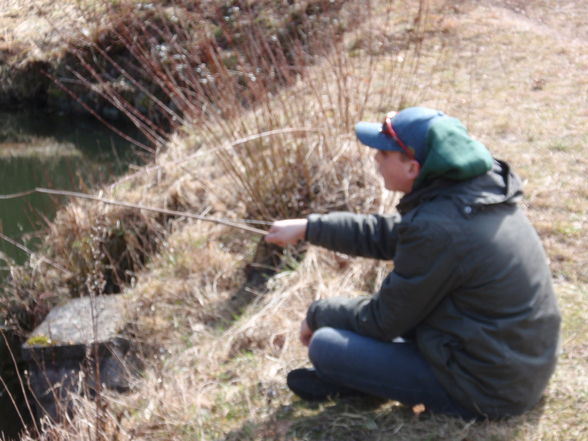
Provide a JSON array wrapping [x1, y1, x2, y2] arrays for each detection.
[[306, 327, 478, 419]]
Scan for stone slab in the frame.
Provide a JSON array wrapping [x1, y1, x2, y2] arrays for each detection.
[[20, 295, 140, 422], [23, 295, 127, 347]]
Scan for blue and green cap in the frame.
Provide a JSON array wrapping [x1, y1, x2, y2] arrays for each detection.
[[354, 106, 445, 165], [356, 106, 495, 189]]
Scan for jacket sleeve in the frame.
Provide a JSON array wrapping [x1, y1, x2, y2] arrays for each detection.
[[306, 218, 460, 340], [305, 212, 401, 260]]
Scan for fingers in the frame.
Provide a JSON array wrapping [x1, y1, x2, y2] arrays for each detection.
[[299, 319, 313, 347], [300, 333, 312, 347], [264, 218, 308, 247], [264, 226, 287, 247]]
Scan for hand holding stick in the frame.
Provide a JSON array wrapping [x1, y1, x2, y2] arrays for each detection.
[[264, 218, 308, 247]]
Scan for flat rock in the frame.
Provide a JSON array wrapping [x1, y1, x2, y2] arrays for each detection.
[[20, 295, 139, 422], [24, 295, 127, 347]]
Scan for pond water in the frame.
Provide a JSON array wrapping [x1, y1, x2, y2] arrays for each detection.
[[0, 109, 145, 271]]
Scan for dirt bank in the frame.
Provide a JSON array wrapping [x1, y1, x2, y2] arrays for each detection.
[[0, 0, 85, 107], [0, 0, 350, 122]]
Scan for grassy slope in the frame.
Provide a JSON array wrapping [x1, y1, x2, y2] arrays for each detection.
[[10, 0, 588, 440]]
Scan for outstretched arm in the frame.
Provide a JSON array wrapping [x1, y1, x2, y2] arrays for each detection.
[[306, 212, 401, 260]]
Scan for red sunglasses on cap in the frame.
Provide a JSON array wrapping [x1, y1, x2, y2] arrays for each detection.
[[382, 111, 415, 159]]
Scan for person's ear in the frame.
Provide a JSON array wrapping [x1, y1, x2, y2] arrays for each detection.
[[407, 159, 421, 179]]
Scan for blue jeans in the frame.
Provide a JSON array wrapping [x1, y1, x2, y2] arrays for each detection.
[[308, 327, 479, 419]]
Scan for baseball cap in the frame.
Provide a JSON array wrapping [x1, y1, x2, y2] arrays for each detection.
[[354, 107, 445, 164]]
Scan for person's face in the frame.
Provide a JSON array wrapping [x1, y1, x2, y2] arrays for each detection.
[[374, 150, 420, 193]]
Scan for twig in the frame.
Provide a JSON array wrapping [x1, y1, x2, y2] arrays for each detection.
[[0, 330, 41, 437], [0, 232, 72, 275]]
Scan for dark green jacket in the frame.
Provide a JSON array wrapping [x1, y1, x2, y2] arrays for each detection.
[[305, 160, 560, 418]]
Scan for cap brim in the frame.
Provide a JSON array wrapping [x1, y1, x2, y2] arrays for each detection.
[[354, 121, 401, 152]]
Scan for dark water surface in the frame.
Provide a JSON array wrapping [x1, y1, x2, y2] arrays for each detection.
[[0, 109, 144, 269]]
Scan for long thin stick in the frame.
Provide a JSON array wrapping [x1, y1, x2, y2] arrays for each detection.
[[40, 188, 269, 235], [0, 188, 269, 235]]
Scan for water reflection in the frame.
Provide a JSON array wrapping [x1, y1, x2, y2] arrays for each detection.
[[0, 109, 145, 267]]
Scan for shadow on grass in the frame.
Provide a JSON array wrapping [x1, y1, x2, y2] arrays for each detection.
[[206, 238, 306, 331], [222, 395, 547, 441]]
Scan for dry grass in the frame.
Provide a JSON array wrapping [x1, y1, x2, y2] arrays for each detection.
[[0, 0, 85, 61], [5, 0, 588, 440]]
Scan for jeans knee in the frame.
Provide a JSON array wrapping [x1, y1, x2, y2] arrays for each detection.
[[308, 327, 340, 371]]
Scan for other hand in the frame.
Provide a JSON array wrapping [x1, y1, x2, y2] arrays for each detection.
[[299, 319, 313, 347]]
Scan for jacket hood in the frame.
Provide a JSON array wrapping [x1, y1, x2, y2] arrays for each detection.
[[413, 116, 494, 189], [398, 159, 523, 215]]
